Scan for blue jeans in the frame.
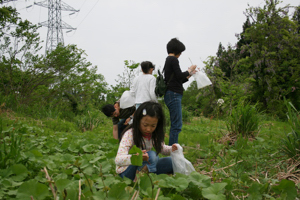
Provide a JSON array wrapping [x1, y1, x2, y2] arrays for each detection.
[[119, 153, 173, 181], [118, 118, 127, 139], [137, 151, 158, 173], [135, 103, 141, 109], [164, 90, 183, 145]]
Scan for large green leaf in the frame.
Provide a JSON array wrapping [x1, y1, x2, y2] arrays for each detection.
[[272, 179, 297, 200], [107, 182, 130, 200], [11, 164, 28, 181], [16, 180, 49, 200], [247, 182, 263, 200], [187, 171, 211, 188], [202, 182, 227, 200], [140, 174, 152, 196], [128, 145, 143, 166], [55, 179, 72, 192]]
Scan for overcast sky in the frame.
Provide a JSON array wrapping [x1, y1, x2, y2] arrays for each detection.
[[7, 0, 300, 88]]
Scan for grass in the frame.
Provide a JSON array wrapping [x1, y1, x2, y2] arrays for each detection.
[[0, 108, 299, 199]]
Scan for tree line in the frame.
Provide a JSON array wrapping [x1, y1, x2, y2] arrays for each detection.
[[1, 0, 299, 121]]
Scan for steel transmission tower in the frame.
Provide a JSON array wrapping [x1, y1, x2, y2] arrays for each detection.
[[1, 0, 17, 3], [34, 0, 79, 54]]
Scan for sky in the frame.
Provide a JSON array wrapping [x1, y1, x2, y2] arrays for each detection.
[[6, 0, 300, 88]]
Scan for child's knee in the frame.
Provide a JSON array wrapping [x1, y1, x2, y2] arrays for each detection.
[[147, 151, 158, 163]]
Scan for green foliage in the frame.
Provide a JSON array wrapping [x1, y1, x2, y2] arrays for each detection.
[[115, 60, 140, 89], [129, 145, 143, 166], [242, 0, 300, 115], [281, 100, 300, 160], [226, 101, 260, 137], [0, 122, 25, 169], [74, 110, 104, 132]]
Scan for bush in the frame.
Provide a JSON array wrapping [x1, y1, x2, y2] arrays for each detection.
[[226, 101, 260, 137]]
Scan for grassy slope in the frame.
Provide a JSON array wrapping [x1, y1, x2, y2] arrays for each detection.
[[1, 110, 299, 199]]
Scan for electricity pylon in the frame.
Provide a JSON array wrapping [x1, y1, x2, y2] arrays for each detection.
[[1, 0, 17, 3], [34, 0, 79, 54]]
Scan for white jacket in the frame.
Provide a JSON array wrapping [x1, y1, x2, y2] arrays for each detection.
[[130, 74, 157, 104]]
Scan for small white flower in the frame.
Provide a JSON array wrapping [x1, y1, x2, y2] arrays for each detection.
[[217, 99, 224, 106]]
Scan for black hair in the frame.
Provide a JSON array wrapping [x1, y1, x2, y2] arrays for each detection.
[[166, 38, 186, 55], [120, 101, 166, 154], [141, 61, 155, 74], [101, 104, 115, 117]]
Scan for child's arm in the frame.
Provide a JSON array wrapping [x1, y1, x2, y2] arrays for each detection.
[[160, 143, 173, 155], [115, 130, 134, 166]]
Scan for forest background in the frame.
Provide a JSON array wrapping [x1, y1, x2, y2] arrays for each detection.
[[0, 0, 300, 199]]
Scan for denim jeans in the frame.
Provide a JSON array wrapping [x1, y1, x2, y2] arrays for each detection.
[[119, 153, 173, 181], [137, 151, 158, 173], [135, 103, 141, 109], [164, 90, 183, 145], [118, 118, 127, 139]]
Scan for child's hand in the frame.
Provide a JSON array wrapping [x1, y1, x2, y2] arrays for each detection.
[[142, 150, 149, 161], [189, 65, 197, 72], [124, 117, 131, 125], [172, 144, 178, 152]]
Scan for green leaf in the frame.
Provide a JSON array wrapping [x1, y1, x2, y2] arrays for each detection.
[[56, 179, 72, 192], [174, 177, 189, 192], [11, 164, 28, 181], [187, 171, 211, 188], [129, 145, 143, 166], [107, 182, 130, 200], [247, 182, 263, 200], [140, 174, 152, 196], [17, 180, 49, 200], [272, 179, 297, 200], [93, 190, 106, 200], [82, 144, 95, 152], [100, 160, 112, 173], [202, 183, 227, 200]]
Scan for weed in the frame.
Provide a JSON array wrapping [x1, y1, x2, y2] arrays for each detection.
[[281, 100, 300, 160], [226, 101, 260, 138]]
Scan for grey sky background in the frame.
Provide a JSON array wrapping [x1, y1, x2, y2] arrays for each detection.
[[8, 0, 300, 88]]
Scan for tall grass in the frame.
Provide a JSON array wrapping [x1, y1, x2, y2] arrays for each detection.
[[0, 121, 24, 168], [281, 100, 300, 160], [74, 111, 104, 132], [226, 101, 260, 137]]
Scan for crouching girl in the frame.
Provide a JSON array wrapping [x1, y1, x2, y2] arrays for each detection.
[[115, 101, 178, 181]]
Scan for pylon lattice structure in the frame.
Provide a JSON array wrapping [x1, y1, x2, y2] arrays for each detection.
[[1, 0, 17, 3], [34, 0, 78, 54]]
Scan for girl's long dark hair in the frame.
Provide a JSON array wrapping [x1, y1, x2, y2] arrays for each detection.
[[121, 101, 166, 154]]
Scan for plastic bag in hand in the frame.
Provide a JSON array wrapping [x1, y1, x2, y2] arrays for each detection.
[[192, 69, 212, 89], [171, 144, 195, 175]]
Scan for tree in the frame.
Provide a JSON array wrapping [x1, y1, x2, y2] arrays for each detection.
[[0, 7, 108, 114], [241, 0, 300, 114], [115, 60, 139, 89], [0, 4, 43, 108]]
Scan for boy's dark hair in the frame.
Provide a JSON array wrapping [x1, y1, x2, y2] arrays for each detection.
[[141, 61, 155, 74], [167, 38, 186, 55], [102, 104, 115, 117], [128, 101, 165, 154]]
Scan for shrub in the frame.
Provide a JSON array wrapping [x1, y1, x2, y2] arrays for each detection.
[[226, 101, 260, 137]]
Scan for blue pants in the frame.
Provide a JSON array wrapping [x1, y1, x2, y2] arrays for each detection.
[[164, 90, 183, 145], [119, 151, 173, 181]]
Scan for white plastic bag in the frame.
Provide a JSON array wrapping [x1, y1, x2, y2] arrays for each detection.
[[171, 144, 195, 175], [119, 91, 135, 109], [192, 69, 212, 89]]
